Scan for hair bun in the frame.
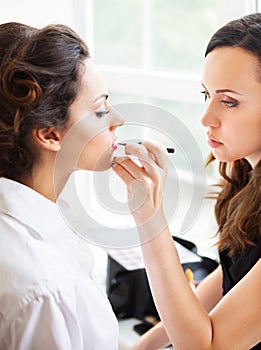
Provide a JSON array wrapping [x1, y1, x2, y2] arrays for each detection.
[[2, 63, 42, 109]]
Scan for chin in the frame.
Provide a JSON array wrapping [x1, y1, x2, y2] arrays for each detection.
[[214, 155, 243, 164], [212, 150, 235, 163]]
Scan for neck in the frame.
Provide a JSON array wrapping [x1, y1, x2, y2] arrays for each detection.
[[245, 154, 261, 169], [19, 161, 72, 202]]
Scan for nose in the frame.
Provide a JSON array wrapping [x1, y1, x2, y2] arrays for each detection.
[[201, 102, 221, 128], [109, 107, 125, 131]]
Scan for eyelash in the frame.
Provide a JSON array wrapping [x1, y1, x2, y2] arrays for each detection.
[[200, 91, 238, 108], [95, 109, 110, 118], [200, 91, 209, 102]]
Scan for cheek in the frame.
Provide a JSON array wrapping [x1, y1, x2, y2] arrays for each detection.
[[223, 112, 261, 158], [87, 131, 111, 153], [241, 113, 261, 141], [77, 131, 112, 169]]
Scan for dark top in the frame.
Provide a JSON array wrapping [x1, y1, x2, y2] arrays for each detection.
[[219, 235, 261, 350]]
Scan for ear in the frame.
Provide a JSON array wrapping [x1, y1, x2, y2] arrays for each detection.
[[32, 127, 63, 152]]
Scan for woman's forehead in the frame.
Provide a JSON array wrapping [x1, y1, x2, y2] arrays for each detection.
[[202, 47, 261, 92]]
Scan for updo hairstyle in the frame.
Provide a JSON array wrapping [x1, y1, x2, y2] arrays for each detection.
[[0, 22, 89, 180]]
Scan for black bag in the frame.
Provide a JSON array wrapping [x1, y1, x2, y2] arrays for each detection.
[[106, 236, 218, 320]]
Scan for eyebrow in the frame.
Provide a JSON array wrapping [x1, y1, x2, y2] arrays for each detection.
[[201, 83, 243, 96], [215, 89, 243, 96], [92, 93, 109, 103]]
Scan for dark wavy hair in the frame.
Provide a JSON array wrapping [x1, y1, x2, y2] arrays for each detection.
[[0, 22, 89, 181], [205, 13, 261, 256]]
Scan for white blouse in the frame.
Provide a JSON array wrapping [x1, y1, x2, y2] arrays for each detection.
[[0, 177, 118, 350]]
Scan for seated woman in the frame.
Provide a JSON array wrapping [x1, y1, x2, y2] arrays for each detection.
[[0, 22, 123, 349]]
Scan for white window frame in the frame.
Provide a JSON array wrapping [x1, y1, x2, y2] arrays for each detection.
[[68, 0, 259, 246], [72, 0, 258, 107]]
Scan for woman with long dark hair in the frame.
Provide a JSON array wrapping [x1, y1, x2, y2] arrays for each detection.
[[114, 13, 261, 350]]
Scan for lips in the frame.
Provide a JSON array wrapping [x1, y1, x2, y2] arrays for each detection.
[[112, 138, 118, 150], [207, 135, 223, 148]]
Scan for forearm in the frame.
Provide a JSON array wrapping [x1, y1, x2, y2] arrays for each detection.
[[195, 265, 223, 313], [113, 142, 261, 349], [132, 266, 223, 350], [139, 223, 213, 350], [131, 322, 170, 350]]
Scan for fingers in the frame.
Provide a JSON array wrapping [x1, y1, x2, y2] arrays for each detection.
[[112, 159, 149, 214], [112, 142, 168, 226], [125, 141, 169, 172], [112, 156, 146, 182], [112, 142, 169, 185], [139, 141, 169, 170], [112, 158, 135, 186]]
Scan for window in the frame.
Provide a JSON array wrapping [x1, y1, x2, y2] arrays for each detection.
[[88, 0, 254, 161], [69, 0, 258, 250]]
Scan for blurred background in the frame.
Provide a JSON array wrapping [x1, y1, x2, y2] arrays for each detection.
[[1, 0, 260, 252], [1, 1, 260, 347]]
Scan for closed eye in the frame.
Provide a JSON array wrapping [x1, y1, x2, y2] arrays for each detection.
[[95, 109, 110, 118]]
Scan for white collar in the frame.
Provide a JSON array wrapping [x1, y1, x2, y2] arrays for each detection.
[[0, 177, 69, 239]]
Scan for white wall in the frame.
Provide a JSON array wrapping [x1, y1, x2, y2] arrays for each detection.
[[0, 0, 75, 30]]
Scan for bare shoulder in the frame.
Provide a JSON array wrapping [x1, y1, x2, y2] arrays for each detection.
[[210, 259, 261, 349]]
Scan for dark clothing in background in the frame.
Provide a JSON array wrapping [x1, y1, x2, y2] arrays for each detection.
[[219, 235, 261, 350]]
